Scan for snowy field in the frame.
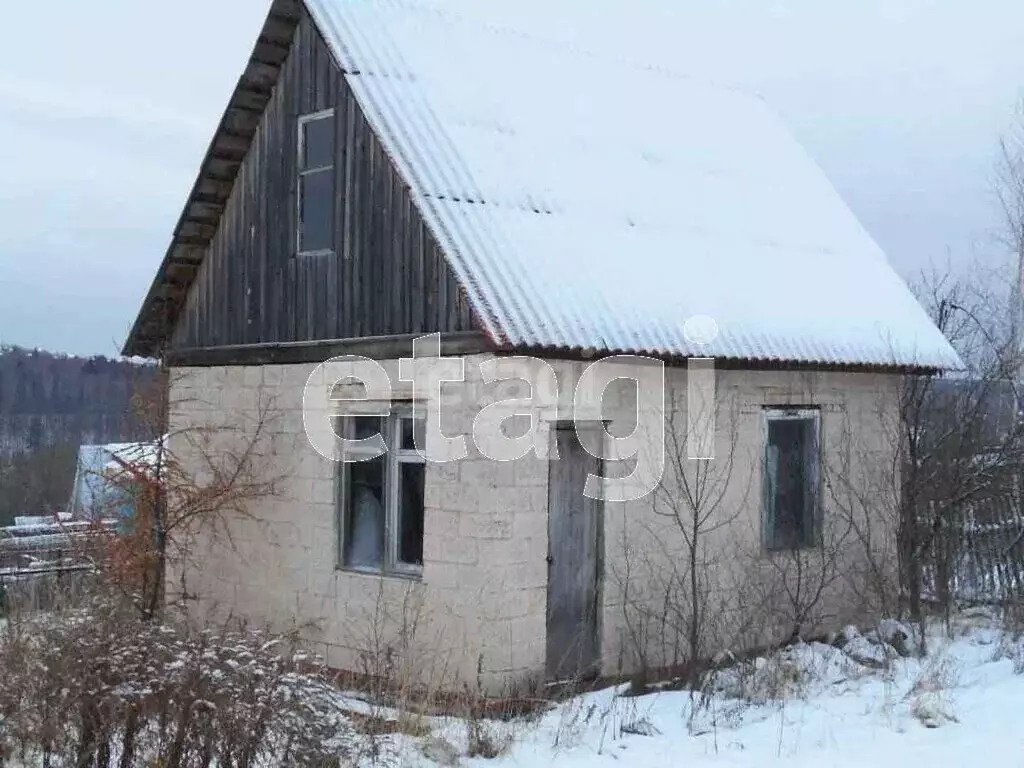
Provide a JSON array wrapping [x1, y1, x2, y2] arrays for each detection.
[[353, 610, 1024, 767]]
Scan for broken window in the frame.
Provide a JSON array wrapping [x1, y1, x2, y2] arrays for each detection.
[[762, 408, 820, 551], [297, 110, 335, 254], [337, 410, 426, 576]]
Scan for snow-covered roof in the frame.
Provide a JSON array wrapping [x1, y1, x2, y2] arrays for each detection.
[[103, 440, 164, 472], [68, 440, 163, 518], [307, 0, 960, 369], [14, 514, 72, 528]]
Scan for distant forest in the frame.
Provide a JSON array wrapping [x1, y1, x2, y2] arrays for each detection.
[[0, 346, 159, 525]]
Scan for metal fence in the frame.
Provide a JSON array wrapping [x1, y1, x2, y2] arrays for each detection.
[[0, 517, 113, 614]]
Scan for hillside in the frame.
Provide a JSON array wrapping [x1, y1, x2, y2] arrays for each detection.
[[0, 346, 159, 523]]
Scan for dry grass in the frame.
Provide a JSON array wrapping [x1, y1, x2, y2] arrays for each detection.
[[991, 602, 1024, 674], [0, 593, 355, 767], [909, 691, 958, 728], [905, 646, 960, 728]]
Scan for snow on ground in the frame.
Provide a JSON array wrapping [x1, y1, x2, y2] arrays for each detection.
[[351, 611, 1024, 767]]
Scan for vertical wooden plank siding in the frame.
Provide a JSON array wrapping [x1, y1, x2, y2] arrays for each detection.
[[170, 9, 474, 351]]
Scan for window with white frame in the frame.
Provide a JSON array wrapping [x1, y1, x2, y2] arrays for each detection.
[[762, 408, 820, 551], [297, 110, 335, 254], [335, 410, 426, 576]]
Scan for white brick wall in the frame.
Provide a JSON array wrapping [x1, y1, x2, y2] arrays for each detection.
[[168, 357, 900, 693]]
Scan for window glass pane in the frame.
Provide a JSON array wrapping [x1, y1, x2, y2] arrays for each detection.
[[397, 462, 425, 567], [302, 115, 334, 170], [400, 416, 426, 452], [349, 416, 385, 442], [800, 419, 818, 544], [764, 443, 779, 544], [766, 417, 815, 549], [343, 456, 385, 569], [299, 170, 334, 253]]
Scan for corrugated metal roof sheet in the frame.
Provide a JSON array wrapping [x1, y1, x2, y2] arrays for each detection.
[[307, 0, 962, 369]]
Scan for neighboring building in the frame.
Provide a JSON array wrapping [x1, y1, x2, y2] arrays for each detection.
[[123, 0, 960, 691], [69, 442, 161, 523]]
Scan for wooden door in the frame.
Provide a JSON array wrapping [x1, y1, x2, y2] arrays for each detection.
[[546, 424, 603, 682]]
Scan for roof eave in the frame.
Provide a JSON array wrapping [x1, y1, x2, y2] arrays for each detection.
[[492, 341, 953, 376]]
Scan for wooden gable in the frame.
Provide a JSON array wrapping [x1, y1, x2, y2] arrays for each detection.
[[124, 1, 479, 361]]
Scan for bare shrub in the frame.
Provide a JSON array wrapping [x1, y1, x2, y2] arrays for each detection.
[[687, 656, 753, 745], [760, 519, 852, 645], [1000, 600, 1024, 637], [465, 713, 506, 759], [993, 602, 1024, 672], [0, 595, 354, 767], [338, 576, 458, 759], [612, 386, 758, 691], [90, 368, 281, 622], [895, 268, 1024, 636], [550, 694, 602, 751], [910, 692, 958, 729], [993, 634, 1024, 674], [906, 648, 961, 728], [345, 578, 442, 705], [648, 393, 752, 680], [602, 690, 660, 743], [338, 580, 536, 760], [824, 407, 903, 626], [708, 652, 809, 706], [459, 659, 517, 760]]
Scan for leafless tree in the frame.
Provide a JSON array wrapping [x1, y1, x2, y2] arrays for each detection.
[[97, 366, 281, 621], [761, 516, 852, 645], [824, 408, 902, 621], [652, 392, 752, 679], [819, 106, 1024, 638], [893, 266, 1024, 632], [613, 385, 758, 690]]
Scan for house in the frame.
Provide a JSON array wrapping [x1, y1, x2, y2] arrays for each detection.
[[123, 0, 960, 692], [68, 441, 161, 523]]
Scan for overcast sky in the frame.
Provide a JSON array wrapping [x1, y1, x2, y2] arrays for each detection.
[[0, 0, 1021, 357]]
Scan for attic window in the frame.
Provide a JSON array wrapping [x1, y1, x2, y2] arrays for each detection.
[[762, 408, 820, 551], [297, 110, 335, 255]]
